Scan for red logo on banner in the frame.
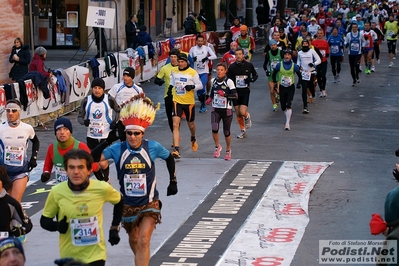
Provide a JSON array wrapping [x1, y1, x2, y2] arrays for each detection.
[[290, 182, 308, 194], [25, 81, 34, 102], [298, 165, 324, 174], [0, 87, 5, 110], [278, 203, 306, 215], [252, 256, 284, 266], [262, 228, 298, 242]]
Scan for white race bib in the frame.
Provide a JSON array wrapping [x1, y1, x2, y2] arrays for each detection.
[[301, 71, 311, 81], [281, 75, 293, 86], [330, 45, 339, 54], [235, 75, 248, 88], [351, 42, 360, 52], [89, 122, 105, 138], [5, 146, 24, 166], [70, 216, 100, 246], [175, 82, 186, 95], [212, 94, 228, 108], [55, 166, 68, 183], [196, 62, 206, 70], [124, 174, 147, 197], [0, 232, 9, 240]]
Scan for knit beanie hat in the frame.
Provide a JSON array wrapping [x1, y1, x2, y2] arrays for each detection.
[[54, 117, 73, 135], [91, 78, 105, 89], [123, 67, 135, 79], [0, 237, 25, 260]]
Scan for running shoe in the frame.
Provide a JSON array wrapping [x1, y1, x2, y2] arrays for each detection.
[[224, 150, 232, 161], [244, 113, 252, 129], [371, 66, 375, 72], [323, 90, 327, 97], [213, 145, 222, 158], [359, 65, 362, 72], [302, 107, 309, 114], [237, 130, 247, 139], [352, 81, 356, 87], [296, 83, 301, 89], [357, 78, 361, 83], [191, 139, 198, 152], [333, 76, 337, 83], [276, 94, 280, 103], [337, 74, 340, 83], [284, 123, 290, 131], [199, 104, 207, 113], [171, 149, 181, 159], [272, 104, 278, 111], [319, 92, 324, 98], [377, 58, 380, 64], [366, 68, 371, 74], [389, 62, 394, 68]]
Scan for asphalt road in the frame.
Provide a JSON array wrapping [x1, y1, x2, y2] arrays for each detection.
[[32, 44, 399, 265]]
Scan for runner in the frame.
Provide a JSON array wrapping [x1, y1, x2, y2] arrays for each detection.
[[189, 34, 217, 113], [272, 49, 301, 130], [205, 63, 237, 160], [327, 27, 345, 83], [169, 53, 203, 158], [154, 48, 180, 135], [78, 77, 119, 149], [0, 100, 39, 203], [108, 67, 143, 141], [227, 47, 258, 139], [263, 40, 284, 111], [220, 41, 238, 68], [230, 17, 242, 41], [371, 21, 384, 67], [312, 29, 330, 97], [361, 22, 378, 74], [0, 166, 32, 241], [40, 149, 124, 266], [96, 94, 178, 266], [41, 117, 101, 183], [307, 17, 321, 37], [383, 14, 399, 67], [236, 25, 256, 61], [297, 39, 321, 113], [345, 23, 366, 86], [0, 238, 25, 266]]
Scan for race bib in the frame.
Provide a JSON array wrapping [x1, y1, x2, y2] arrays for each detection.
[[301, 71, 311, 81], [89, 122, 105, 138], [319, 18, 325, 24], [196, 61, 206, 70], [55, 166, 68, 183], [271, 61, 279, 69], [0, 232, 9, 240], [281, 75, 293, 86], [388, 30, 394, 37], [71, 216, 99, 246], [243, 48, 249, 56], [351, 42, 360, 52], [212, 94, 228, 108], [124, 174, 147, 197], [330, 45, 339, 54], [5, 146, 24, 167], [175, 82, 186, 95], [235, 75, 248, 88]]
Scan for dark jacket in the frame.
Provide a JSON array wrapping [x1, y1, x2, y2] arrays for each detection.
[[125, 20, 138, 48], [29, 54, 50, 77], [184, 15, 197, 35], [9, 44, 31, 81], [136, 26, 154, 58]]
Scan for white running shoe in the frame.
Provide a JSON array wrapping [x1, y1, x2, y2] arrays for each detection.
[[237, 130, 247, 139], [371, 66, 375, 72], [389, 62, 394, 68]]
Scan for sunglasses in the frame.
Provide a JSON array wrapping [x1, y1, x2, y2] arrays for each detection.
[[126, 131, 142, 136], [6, 108, 19, 113]]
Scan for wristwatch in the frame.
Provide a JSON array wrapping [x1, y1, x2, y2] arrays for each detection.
[[110, 225, 120, 232], [170, 178, 177, 182]]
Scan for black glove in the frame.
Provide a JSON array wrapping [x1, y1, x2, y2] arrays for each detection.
[[392, 34, 397, 39], [10, 226, 26, 237], [154, 77, 165, 86], [54, 258, 75, 266], [193, 56, 197, 62], [393, 168, 399, 182], [108, 229, 120, 246], [84, 119, 90, 127], [201, 57, 207, 63], [265, 70, 271, 76], [244, 55, 249, 60], [110, 121, 117, 130], [395, 149, 399, 157], [345, 43, 349, 49], [249, 49, 254, 54], [28, 157, 37, 171], [244, 77, 252, 84], [167, 181, 178, 196], [308, 63, 314, 67], [41, 172, 51, 182], [184, 85, 195, 91], [58, 216, 69, 234]]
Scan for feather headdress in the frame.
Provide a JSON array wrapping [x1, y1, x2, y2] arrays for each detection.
[[119, 93, 160, 132]]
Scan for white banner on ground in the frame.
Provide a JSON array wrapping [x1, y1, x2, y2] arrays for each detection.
[[217, 161, 333, 266]]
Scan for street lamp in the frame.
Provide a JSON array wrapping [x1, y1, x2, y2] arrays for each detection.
[[223, 0, 231, 30]]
